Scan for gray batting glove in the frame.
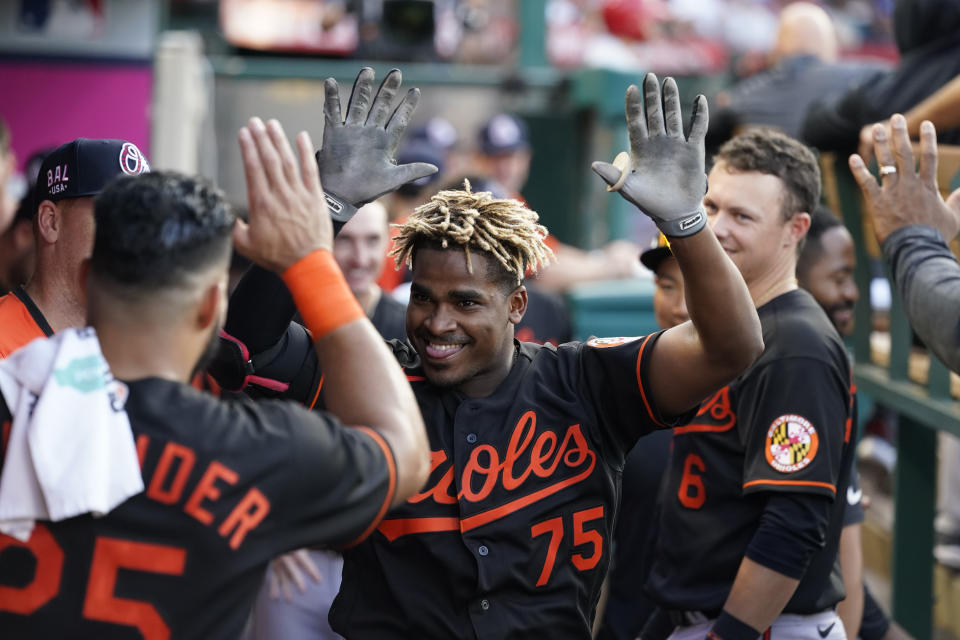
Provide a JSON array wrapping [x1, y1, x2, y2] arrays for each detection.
[[317, 67, 438, 227], [592, 73, 708, 238]]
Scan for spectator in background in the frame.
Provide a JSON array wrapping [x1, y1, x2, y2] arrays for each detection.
[[803, 0, 960, 153], [475, 113, 532, 198], [474, 112, 640, 293], [707, 2, 884, 153], [409, 116, 460, 174]]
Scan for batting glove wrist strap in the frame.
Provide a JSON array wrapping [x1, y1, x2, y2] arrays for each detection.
[[323, 191, 358, 227], [316, 68, 437, 218], [656, 204, 707, 238], [592, 73, 710, 238]]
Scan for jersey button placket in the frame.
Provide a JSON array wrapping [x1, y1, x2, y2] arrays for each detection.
[[478, 545, 489, 556], [480, 598, 490, 611], [466, 433, 478, 444]]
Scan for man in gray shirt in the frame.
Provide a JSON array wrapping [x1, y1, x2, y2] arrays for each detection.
[[849, 114, 960, 371]]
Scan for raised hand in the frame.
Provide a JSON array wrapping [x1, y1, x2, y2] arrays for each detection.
[[234, 117, 331, 273], [317, 67, 437, 224], [593, 73, 708, 238], [849, 114, 960, 244]]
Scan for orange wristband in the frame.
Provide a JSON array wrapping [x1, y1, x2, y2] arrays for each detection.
[[282, 250, 365, 339]]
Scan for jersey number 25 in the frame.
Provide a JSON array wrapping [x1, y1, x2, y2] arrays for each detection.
[[0, 524, 186, 640]]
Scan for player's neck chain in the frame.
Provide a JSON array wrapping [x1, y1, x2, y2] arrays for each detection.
[[753, 277, 798, 308]]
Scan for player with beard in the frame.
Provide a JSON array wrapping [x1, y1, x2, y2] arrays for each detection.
[[797, 207, 858, 337]]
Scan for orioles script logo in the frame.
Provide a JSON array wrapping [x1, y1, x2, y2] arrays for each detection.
[[377, 411, 597, 541]]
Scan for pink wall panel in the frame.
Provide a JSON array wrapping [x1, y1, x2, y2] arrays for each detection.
[[0, 61, 152, 173]]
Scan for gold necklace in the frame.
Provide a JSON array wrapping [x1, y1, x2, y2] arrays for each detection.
[[753, 277, 798, 308]]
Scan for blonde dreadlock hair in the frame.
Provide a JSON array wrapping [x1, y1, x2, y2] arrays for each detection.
[[390, 180, 554, 286]]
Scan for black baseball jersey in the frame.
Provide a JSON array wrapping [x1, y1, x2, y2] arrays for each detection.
[[215, 319, 693, 639], [331, 334, 695, 640], [646, 289, 856, 615], [0, 377, 395, 639], [514, 284, 573, 347]]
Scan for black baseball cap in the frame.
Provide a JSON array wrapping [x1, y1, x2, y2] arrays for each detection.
[[640, 233, 674, 273], [478, 113, 530, 155], [36, 138, 149, 205]]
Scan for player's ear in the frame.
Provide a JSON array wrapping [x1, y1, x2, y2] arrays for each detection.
[[196, 278, 226, 331], [35, 200, 60, 244], [507, 284, 527, 325], [785, 211, 812, 248]]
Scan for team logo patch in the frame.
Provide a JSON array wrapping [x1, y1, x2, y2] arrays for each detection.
[[119, 142, 150, 175], [765, 414, 819, 473], [585, 336, 640, 349]]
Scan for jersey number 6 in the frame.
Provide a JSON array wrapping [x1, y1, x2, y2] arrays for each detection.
[[530, 505, 604, 587], [678, 453, 706, 509], [0, 524, 186, 640]]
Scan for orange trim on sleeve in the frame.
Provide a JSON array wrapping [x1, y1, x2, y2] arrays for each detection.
[[742, 478, 836, 494], [672, 422, 736, 436], [634, 334, 666, 428], [307, 376, 324, 410], [343, 426, 397, 548]]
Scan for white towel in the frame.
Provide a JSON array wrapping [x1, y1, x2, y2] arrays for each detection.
[[0, 327, 143, 541]]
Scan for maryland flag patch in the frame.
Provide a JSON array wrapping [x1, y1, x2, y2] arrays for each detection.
[[765, 414, 819, 473]]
